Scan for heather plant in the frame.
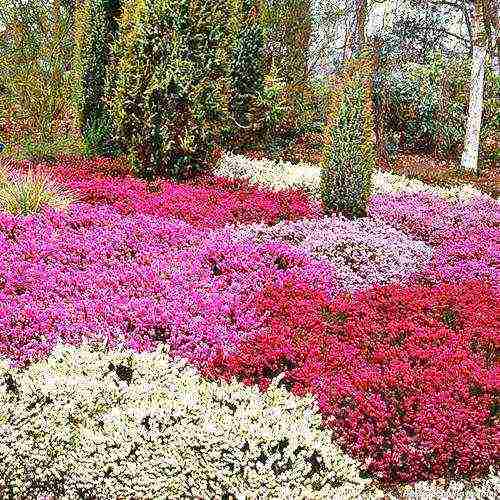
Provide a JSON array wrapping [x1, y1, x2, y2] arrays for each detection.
[[73, 0, 121, 157], [368, 191, 499, 246], [321, 51, 376, 218], [106, 0, 231, 180], [38, 157, 320, 227], [0, 203, 338, 367], [0, 343, 378, 499], [214, 152, 487, 202], [224, 215, 433, 289], [204, 278, 499, 483], [419, 227, 499, 285], [0, 166, 74, 215]]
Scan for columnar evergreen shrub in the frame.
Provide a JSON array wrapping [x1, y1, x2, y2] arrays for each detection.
[[73, 0, 121, 157], [106, 0, 231, 180], [320, 51, 376, 218], [227, 0, 265, 130]]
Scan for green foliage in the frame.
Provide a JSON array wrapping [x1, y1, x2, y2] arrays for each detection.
[[374, 53, 500, 165], [321, 52, 376, 219], [0, 165, 74, 215], [0, 0, 81, 161], [73, 0, 121, 157], [228, 0, 265, 129], [106, 0, 231, 180], [260, 0, 313, 131]]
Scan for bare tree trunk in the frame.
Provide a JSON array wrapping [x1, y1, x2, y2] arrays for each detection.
[[345, 0, 368, 59], [461, 0, 487, 174]]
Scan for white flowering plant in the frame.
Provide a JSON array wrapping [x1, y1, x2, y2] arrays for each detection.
[[213, 152, 490, 203], [0, 342, 381, 499]]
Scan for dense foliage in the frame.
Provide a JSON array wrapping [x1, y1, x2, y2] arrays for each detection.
[[321, 51, 376, 218], [73, 0, 121, 157], [0, 0, 80, 160], [0, 154, 498, 492], [106, 0, 231, 180], [0, 0, 498, 495], [374, 55, 500, 164], [0, 343, 375, 498], [260, 0, 314, 131], [227, 0, 266, 131]]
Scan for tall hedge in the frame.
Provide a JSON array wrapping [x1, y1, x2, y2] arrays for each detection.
[[320, 51, 376, 219], [73, 0, 121, 157], [106, 0, 231, 180]]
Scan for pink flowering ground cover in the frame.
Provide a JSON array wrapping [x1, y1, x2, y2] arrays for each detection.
[[203, 278, 499, 483], [1, 157, 499, 486], [369, 192, 500, 286], [12, 157, 320, 228], [0, 203, 348, 367]]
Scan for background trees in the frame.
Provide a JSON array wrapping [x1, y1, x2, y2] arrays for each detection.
[[0, 0, 497, 182]]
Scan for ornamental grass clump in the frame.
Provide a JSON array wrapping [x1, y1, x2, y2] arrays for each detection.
[[0, 166, 74, 215], [0, 342, 378, 499]]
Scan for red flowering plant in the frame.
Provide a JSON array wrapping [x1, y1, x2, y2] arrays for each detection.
[[203, 278, 499, 483]]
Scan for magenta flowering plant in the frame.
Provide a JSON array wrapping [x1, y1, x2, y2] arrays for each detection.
[[204, 278, 499, 484], [369, 192, 499, 286], [0, 203, 344, 367], [368, 192, 499, 247], [221, 215, 433, 290]]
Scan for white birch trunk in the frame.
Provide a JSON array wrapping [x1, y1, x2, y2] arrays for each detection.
[[461, 2, 487, 174]]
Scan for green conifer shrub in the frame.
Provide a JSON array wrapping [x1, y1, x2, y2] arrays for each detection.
[[320, 51, 376, 219], [106, 0, 231, 180], [73, 0, 121, 157]]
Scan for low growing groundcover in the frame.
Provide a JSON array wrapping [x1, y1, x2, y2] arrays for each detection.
[[0, 154, 498, 498]]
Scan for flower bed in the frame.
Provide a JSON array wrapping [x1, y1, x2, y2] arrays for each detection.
[[0, 154, 498, 497], [221, 215, 433, 289], [203, 279, 499, 483], [9, 156, 320, 228], [213, 152, 490, 202], [0, 343, 378, 499], [0, 204, 348, 367]]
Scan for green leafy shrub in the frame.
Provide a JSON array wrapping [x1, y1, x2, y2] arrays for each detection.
[[0, 0, 81, 161], [374, 54, 500, 165], [0, 165, 74, 215], [320, 52, 376, 219], [106, 0, 231, 180], [73, 0, 122, 157]]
